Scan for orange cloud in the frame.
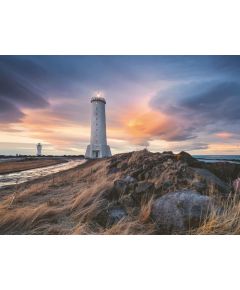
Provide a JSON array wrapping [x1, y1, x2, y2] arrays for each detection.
[[122, 109, 194, 145], [215, 132, 234, 139]]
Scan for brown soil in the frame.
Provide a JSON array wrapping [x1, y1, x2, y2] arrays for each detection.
[[0, 158, 67, 174]]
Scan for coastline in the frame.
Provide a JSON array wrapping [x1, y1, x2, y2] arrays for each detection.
[[0, 158, 68, 174]]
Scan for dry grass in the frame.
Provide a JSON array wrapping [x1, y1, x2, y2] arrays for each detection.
[[0, 153, 239, 235], [0, 157, 159, 235], [0, 159, 65, 174], [0, 159, 120, 234], [192, 193, 240, 234]]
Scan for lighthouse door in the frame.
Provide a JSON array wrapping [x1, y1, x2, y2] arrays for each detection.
[[92, 150, 99, 158]]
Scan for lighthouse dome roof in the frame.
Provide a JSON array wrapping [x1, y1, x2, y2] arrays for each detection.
[[91, 97, 106, 104]]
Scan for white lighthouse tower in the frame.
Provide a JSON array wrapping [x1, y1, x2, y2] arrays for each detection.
[[85, 94, 111, 159], [36, 143, 42, 156]]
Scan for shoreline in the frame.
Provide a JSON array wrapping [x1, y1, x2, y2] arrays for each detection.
[[0, 159, 92, 198], [0, 158, 68, 175]]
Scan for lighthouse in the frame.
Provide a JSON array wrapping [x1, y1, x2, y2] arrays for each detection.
[[85, 95, 112, 158], [36, 143, 42, 156]]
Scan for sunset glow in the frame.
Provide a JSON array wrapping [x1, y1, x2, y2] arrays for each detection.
[[0, 56, 240, 155]]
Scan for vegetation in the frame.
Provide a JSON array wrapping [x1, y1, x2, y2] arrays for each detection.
[[0, 150, 239, 235]]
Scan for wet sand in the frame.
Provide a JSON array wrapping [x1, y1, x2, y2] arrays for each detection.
[[0, 158, 67, 174], [0, 159, 86, 189]]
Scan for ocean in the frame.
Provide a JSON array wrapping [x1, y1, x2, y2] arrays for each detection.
[[194, 155, 240, 164]]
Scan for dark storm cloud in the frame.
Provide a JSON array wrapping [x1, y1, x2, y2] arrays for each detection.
[[1, 55, 240, 142], [0, 74, 49, 108], [0, 56, 47, 80], [0, 56, 50, 124], [181, 81, 240, 121], [0, 98, 25, 123], [150, 80, 240, 141], [152, 80, 240, 122]]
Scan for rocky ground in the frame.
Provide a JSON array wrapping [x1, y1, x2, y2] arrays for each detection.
[[0, 150, 240, 234]]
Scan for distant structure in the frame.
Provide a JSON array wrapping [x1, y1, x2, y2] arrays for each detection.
[[36, 143, 42, 156], [85, 94, 111, 158]]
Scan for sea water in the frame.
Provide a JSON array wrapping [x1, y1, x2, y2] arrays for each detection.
[[194, 155, 240, 163]]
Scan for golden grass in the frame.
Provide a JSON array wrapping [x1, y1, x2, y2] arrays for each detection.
[[0, 155, 239, 235], [0, 156, 158, 234], [0, 158, 124, 234], [192, 193, 240, 234]]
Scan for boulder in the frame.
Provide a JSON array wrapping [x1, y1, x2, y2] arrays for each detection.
[[176, 151, 201, 167], [95, 205, 127, 227], [205, 162, 240, 183], [193, 168, 230, 194], [191, 180, 206, 193], [151, 190, 213, 234]]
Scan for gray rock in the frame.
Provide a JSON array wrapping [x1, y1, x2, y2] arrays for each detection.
[[193, 168, 230, 194], [123, 175, 136, 183], [95, 205, 127, 227], [107, 206, 127, 226], [152, 190, 213, 234], [113, 179, 128, 195], [192, 180, 206, 192]]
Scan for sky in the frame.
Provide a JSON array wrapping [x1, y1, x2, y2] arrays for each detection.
[[0, 55, 240, 156]]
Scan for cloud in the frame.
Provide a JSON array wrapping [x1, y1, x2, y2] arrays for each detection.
[[150, 80, 240, 142], [123, 110, 196, 144], [0, 98, 25, 123], [0, 73, 49, 109], [170, 142, 209, 152], [1, 55, 240, 154], [181, 81, 240, 121]]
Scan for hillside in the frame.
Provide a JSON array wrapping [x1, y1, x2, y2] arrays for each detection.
[[0, 150, 240, 234]]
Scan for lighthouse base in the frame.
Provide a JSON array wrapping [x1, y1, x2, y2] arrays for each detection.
[[85, 144, 112, 159]]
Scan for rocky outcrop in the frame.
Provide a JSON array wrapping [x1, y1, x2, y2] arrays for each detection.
[[132, 181, 155, 202], [176, 151, 202, 167], [151, 190, 213, 234], [99, 150, 239, 233], [205, 162, 240, 183], [107, 149, 235, 196], [192, 168, 230, 195]]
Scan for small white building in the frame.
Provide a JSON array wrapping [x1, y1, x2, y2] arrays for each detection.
[[36, 143, 42, 156], [85, 95, 111, 158]]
